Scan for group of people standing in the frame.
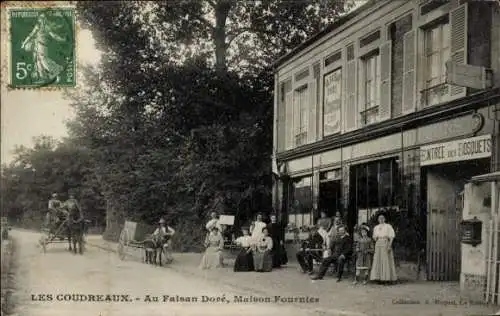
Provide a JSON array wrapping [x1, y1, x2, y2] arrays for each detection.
[[199, 212, 287, 273], [296, 211, 398, 284]]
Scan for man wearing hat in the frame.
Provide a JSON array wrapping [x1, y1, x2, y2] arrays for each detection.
[[153, 218, 175, 239], [46, 193, 62, 229], [296, 226, 323, 274], [311, 225, 352, 281]]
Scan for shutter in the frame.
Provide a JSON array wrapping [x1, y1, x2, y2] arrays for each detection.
[[308, 79, 317, 143], [402, 30, 417, 114], [449, 3, 468, 98], [285, 91, 293, 150], [292, 90, 300, 147], [379, 41, 392, 121], [344, 59, 357, 132], [277, 88, 286, 152]]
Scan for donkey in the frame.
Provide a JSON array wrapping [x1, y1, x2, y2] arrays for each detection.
[[143, 234, 172, 266]]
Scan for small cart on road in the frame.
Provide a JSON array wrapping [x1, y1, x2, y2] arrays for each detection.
[[117, 220, 173, 265]]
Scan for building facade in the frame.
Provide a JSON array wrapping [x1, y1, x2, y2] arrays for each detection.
[[272, 0, 500, 280]]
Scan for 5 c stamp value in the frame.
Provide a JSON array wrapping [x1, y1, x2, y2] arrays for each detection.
[[8, 6, 75, 88]]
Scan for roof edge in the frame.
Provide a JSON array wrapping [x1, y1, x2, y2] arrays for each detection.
[[272, 0, 380, 71]]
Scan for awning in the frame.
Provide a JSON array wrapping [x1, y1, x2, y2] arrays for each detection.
[[470, 171, 500, 183]]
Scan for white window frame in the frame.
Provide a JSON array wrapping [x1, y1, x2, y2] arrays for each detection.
[[359, 52, 381, 126], [422, 20, 451, 107]]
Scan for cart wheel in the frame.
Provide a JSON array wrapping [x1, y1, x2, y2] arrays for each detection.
[[118, 230, 128, 260], [161, 247, 173, 265]]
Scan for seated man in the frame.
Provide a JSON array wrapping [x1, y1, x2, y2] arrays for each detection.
[[46, 193, 62, 228], [296, 226, 323, 274], [311, 226, 352, 282]]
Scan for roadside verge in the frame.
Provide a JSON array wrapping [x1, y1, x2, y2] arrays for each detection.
[[1, 237, 18, 315]]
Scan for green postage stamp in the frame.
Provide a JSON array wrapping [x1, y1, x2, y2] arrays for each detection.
[[8, 7, 76, 88]]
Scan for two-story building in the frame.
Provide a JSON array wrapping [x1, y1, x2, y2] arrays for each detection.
[[272, 0, 500, 282]]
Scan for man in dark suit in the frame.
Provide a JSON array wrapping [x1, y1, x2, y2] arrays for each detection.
[[267, 214, 286, 268], [311, 225, 352, 282], [296, 226, 324, 274]]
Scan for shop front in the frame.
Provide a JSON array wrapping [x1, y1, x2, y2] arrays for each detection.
[[420, 134, 493, 281], [277, 107, 498, 267]]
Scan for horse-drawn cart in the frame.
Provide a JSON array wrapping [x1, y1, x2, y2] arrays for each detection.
[[39, 217, 88, 254], [117, 220, 173, 265]]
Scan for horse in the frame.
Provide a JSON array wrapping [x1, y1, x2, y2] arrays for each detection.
[[66, 205, 85, 255]]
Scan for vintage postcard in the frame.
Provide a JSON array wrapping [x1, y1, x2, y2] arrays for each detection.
[[1, 1, 500, 316]]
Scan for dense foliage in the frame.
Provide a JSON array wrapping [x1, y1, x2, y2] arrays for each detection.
[[1, 136, 106, 230], [2, 1, 353, 250]]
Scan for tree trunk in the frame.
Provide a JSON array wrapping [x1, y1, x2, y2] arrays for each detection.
[[103, 197, 125, 242], [213, 1, 231, 71]]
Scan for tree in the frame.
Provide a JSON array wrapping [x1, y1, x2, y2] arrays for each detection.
[[70, 0, 354, 246], [1, 137, 106, 229], [78, 0, 354, 72]]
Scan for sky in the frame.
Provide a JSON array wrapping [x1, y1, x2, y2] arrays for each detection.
[[1, 26, 102, 164]]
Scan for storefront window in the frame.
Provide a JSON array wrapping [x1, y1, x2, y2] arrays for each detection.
[[367, 163, 379, 207], [378, 159, 393, 206], [353, 158, 398, 210], [289, 176, 312, 228]]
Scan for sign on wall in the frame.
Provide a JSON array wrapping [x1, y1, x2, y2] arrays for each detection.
[[420, 134, 492, 166], [323, 69, 342, 136]]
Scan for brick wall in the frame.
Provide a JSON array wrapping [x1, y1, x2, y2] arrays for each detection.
[[390, 14, 413, 118]]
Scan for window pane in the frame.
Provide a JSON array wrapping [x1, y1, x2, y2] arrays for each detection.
[[431, 27, 440, 52], [367, 163, 379, 207], [356, 166, 367, 209], [370, 78, 377, 105], [430, 53, 440, 79], [441, 46, 450, 81], [291, 177, 312, 215], [365, 58, 372, 81], [379, 160, 392, 206], [442, 23, 450, 50]]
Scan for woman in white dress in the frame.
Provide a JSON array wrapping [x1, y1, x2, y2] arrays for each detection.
[[370, 213, 398, 283], [199, 226, 224, 269], [205, 212, 222, 232], [250, 213, 267, 241], [252, 227, 273, 272]]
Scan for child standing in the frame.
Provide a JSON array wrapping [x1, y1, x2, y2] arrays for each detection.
[[353, 225, 374, 285]]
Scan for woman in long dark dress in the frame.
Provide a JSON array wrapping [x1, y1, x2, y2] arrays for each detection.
[[252, 227, 273, 272], [233, 227, 254, 272]]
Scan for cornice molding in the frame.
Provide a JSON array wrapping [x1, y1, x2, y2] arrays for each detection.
[[276, 88, 500, 162]]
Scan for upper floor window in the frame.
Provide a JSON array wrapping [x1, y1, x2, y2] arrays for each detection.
[[423, 20, 450, 106], [360, 52, 381, 126], [294, 86, 308, 146]]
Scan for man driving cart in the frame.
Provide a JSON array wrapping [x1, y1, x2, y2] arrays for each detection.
[[46, 193, 68, 234], [152, 218, 175, 261]]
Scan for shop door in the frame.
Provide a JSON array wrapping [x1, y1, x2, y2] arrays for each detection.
[[319, 180, 342, 218], [426, 172, 462, 281], [485, 181, 500, 305]]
